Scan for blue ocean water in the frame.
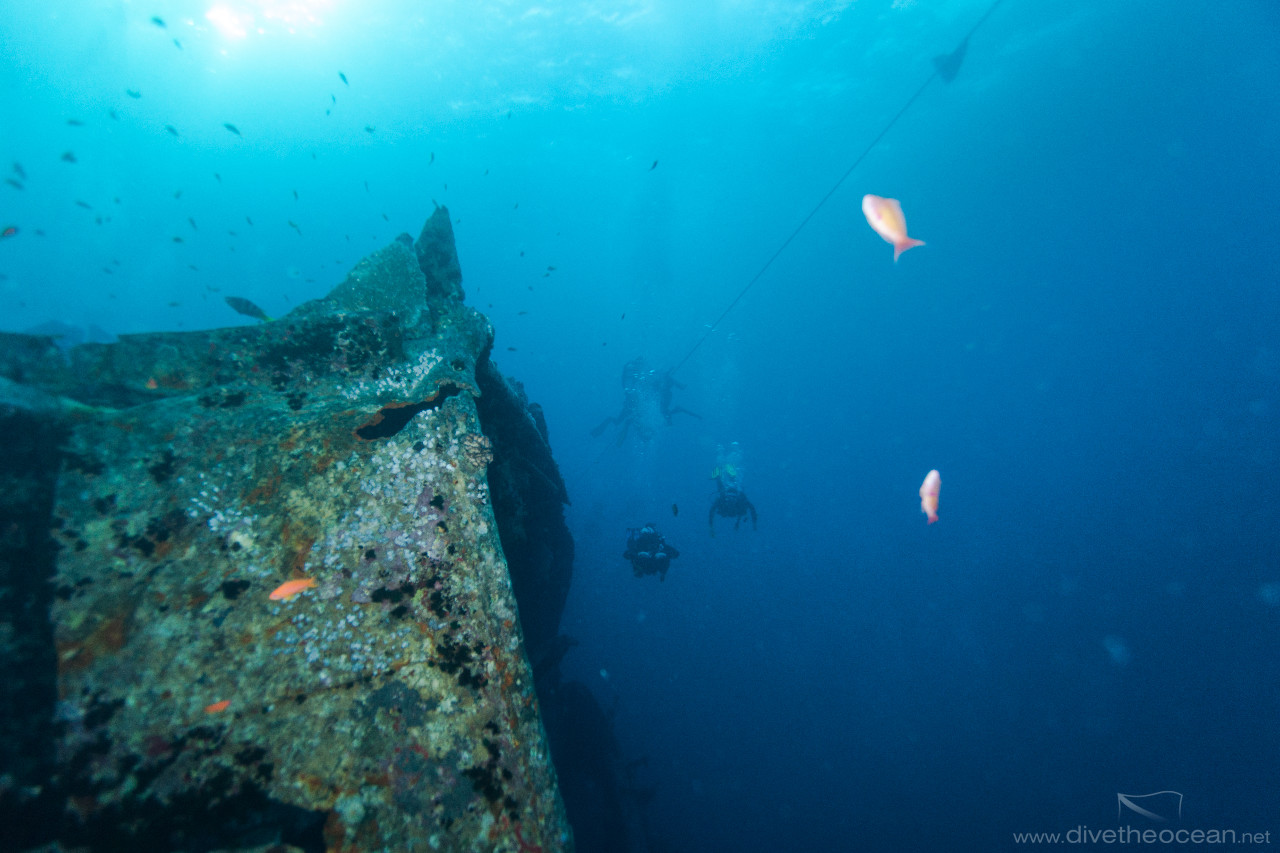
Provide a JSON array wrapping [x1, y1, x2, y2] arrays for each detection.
[[2, 1, 1278, 850]]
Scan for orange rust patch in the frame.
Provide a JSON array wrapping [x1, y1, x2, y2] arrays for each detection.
[[280, 427, 302, 452], [244, 473, 282, 505], [296, 772, 332, 800], [155, 372, 191, 390], [286, 537, 314, 575], [57, 607, 135, 674]]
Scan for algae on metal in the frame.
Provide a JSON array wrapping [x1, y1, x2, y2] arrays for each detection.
[[0, 208, 572, 852]]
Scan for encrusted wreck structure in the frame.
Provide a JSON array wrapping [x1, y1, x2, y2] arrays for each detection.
[[0, 208, 580, 852]]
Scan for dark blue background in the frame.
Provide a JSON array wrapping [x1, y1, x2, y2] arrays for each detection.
[[2, 1, 1277, 850]]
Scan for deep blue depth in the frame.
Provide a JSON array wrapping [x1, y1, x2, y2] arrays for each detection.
[[2, 1, 1278, 850]]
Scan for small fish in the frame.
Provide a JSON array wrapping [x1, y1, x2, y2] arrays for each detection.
[[1, 226, 17, 240], [513, 202, 518, 209], [338, 71, 348, 86], [364, 181, 369, 192], [225, 295, 272, 322], [429, 152, 435, 165], [245, 216, 253, 225], [381, 213, 388, 221], [108, 109, 119, 120], [287, 220, 302, 235], [126, 88, 142, 98], [226, 230, 237, 237], [66, 118, 84, 127], [364, 125, 375, 133], [862, 194, 925, 262], [269, 578, 316, 600], [919, 469, 941, 524], [173, 189, 183, 199], [506, 346, 517, 352], [167, 301, 180, 307], [325, 108, 331, 117], [61, 151, 77, 163], [172, 236, 183, 243], [188, 264, 198, 271], [101, 267, 113, 274], [188, 217, 197, 230], [620, 313, 626, 320], [672, 503, 679, 517], [214, 172, 221, 183], [74, 200, 92, 209], [151, 16, 166, 28], [517, 311, 528, 316], [145, 377, 158, 389], [292, 189, 298, 200], [3, 179, 22, 190], [164, 124, 179, 136], [204, 700, 231, 713], [173, 38, 182, 49], [330, 94, 336, 104], [650, 160, 658, 171], [12, 162, 26, 179], [223, 122, 240, 136], [506, 109, 512, 118]]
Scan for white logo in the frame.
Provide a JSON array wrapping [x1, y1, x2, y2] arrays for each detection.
[[1117, 791, 1184, 822]]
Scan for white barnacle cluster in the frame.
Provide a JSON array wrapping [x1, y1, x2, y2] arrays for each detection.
[[187, 472, 249, 539], [340, 348, 443, 401], [464, 475, 490, 508], [184, 472, 273, 577], [269, 593, 418, 680]]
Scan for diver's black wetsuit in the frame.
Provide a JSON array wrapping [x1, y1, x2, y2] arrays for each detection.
[[709, 487, 757, 537], [624, 525, 680, 581]]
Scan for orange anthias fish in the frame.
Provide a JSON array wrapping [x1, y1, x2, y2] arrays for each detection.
[[919, 469, 941, 524], [862, 194, 925, 261], [204, 699, 231, 713], [269, 578, 317, 601]]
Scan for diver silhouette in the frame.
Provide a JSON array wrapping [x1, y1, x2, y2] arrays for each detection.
[[590, 357, 699, 444]]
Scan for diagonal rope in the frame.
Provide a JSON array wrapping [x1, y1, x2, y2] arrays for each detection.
[[669, 0, 1004, 377]]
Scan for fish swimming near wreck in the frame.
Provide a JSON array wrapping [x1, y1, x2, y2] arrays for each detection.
[[919, 469, 941, 524], [270, 578, 316, 601], [862, 194, 925, 262], [225, 296, 272, 322]]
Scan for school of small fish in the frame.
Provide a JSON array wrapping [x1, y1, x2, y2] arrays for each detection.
[[0, 10, 951, 529]]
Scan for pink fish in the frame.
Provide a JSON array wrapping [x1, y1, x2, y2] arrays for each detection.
[[862, 194, 925, 261], [919, 469, 941, 524]]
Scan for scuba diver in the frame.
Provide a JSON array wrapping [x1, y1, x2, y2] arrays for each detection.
[[591, 357, 699, 444], [708, 443, 758, 537], [624, 524, 680, 581], [658, 370, 699, 425]]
